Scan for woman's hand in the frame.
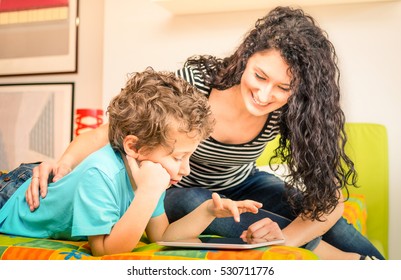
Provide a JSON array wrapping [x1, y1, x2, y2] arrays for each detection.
[[25, 162, 72, 211], [207, 193, 262, 222], [240, 217, 285, 243]]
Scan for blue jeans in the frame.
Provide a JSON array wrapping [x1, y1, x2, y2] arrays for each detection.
[[165, 168, 385, 259], [0, 163, 39, 209]]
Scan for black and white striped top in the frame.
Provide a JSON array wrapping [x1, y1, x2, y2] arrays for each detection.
[[175, 65, 281, 191]]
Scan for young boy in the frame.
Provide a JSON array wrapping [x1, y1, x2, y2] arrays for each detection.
[[0, 68, 263, 256]]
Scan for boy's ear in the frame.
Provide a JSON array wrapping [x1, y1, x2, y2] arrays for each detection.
[[123, 135, 139, 158]]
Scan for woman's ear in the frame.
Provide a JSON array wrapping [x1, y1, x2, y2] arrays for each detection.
[[123, 135, 139, 158]]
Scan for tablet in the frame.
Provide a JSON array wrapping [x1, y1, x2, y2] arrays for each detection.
[[157, 237, 285, 250]]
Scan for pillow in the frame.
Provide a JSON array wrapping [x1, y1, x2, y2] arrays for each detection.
[[343, 194, 368, 236]]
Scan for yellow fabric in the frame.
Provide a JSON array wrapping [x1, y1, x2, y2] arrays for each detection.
[[343, 194, 367, 236]]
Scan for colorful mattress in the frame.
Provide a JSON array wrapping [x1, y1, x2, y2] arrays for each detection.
[[0, 234, 318, 260]]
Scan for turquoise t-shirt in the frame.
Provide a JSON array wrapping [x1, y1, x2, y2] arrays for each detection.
[[0, 145, 165, 240]]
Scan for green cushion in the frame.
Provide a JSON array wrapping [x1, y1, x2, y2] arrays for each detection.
[[255, 123, 389, 258], [344, 123, 388, 258]]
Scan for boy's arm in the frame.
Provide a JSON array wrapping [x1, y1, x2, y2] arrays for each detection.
[[89, 192, 261, 255], [26, 124, 109, 210], [89, 189, 163, 256], [89, 157, 170, 256], [146, 193, 262, 242], [145, 203, 214, 242]]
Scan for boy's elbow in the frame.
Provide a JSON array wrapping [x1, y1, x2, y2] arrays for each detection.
[[91, 249, 104, 257], [88, 239, 107, 256]]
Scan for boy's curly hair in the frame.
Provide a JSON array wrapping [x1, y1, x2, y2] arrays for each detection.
[[107, 67, 215, 154]]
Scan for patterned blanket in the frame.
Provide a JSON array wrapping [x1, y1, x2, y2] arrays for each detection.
[[0, 234, 318, 260], [0, 194, 365, 260]]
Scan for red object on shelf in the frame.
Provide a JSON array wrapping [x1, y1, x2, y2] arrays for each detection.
[[74, 109, 104, 136]]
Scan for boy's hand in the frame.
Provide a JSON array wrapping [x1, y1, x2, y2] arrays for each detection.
[[125, 155, 170, 194], [240, 218, 284, 243], [25, 162, 71, 211], [207, 193, 262, 222]]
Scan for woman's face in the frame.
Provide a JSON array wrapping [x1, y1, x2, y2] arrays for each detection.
[[240, 49, 292, 117]]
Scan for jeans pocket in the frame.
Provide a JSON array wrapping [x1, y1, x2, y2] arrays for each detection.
[[0, 164, 35, 191], [0, 163, 38, 208]]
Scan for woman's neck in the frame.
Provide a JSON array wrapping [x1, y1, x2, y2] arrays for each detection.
[[208, 86, 268, 144]]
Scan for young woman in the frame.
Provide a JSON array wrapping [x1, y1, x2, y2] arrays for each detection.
[[25, 6, 384, 259]]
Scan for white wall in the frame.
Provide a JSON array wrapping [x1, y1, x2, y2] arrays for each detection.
[[103, 0, 401, 259]]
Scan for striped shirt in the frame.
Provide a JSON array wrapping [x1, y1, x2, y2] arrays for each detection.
[[175, 65, 281, 191]]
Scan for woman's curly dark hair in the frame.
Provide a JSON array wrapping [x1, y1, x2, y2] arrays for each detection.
[[184, 6, 357, 221]]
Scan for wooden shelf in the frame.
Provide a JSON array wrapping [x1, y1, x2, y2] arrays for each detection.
[[152, 0, 396, 15]]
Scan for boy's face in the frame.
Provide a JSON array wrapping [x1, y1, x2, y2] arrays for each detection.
[[136, 130, 200, 186]]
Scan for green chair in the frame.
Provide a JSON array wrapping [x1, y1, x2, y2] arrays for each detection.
[[256, 123, 389, 258]]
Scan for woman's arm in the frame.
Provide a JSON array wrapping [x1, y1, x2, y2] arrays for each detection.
[[243, 191, 344, 248], [26, 124, 110, 211], [57, 123, 110, 172], [282, 196, 344, 247]]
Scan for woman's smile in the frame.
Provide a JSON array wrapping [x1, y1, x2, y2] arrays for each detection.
[[251, 91, 270, 106]]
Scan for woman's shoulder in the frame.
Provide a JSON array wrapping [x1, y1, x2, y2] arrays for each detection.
[[176, 63, 211, 95], [176, 63, 203, 82]]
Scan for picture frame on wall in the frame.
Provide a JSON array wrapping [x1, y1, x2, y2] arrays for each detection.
[[0, 83, 74, 171], [0, 0, 79, 77]]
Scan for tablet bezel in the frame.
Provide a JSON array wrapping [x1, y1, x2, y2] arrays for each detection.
[[157, 237, 285, 250]]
